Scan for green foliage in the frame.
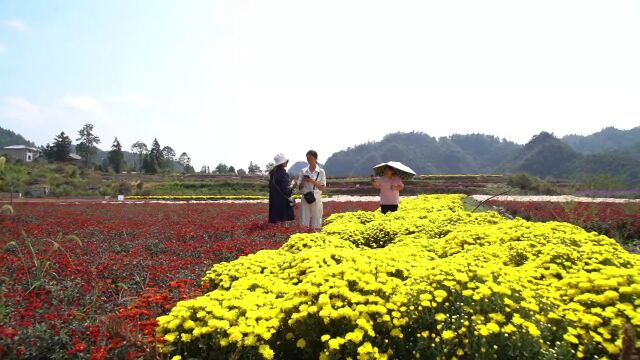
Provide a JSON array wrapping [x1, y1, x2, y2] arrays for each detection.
[[98, 182, 119, 197], [76, 123, 101, 167], [131, 141, 148, 170], [506, 173, 559, 195], [43, 132, 72, 162], [162, 146, 176, 170], [0, 164, 28, 194], [150, 138, 163, 169], [578, 173, 626, 190], [142, 153, 159, 174], [107, 137, 125, 173], [215, 163, 230, 174], [178, 152, 191, 173]]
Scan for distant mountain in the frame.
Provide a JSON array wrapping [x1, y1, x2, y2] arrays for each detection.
[[324, 131, 640, 187], [288, 161, 307, 176], [0, 127, 36, 148], [573, 142, 640, 187], [561, 126, 640, 154], [449, 133, 521, 171], [500, 132, 583, 178], [324, 132, 519, 176]]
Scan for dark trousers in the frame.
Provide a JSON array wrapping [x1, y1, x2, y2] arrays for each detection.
[[381, 204, 398, 214]]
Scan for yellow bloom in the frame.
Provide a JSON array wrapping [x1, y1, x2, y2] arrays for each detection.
[[563, 333, 579, 344], [442, 330, 455, 340], [258, 345, 274, 360]]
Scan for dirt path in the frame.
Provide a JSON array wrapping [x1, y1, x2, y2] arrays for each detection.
[[471, 194, 640, 203], [6, 194, 639, 205]]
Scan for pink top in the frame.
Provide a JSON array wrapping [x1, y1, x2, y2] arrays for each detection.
[[376, 175, 404, 205]]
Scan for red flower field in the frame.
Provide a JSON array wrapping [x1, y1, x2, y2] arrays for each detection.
[[0, 201, 378, 359], [487, 200, 640, 246]]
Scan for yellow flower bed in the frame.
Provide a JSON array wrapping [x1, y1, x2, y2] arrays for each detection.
[[156, 194, 640, 359]]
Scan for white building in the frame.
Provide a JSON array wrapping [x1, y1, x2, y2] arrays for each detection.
[[2, 145, 41, 162]]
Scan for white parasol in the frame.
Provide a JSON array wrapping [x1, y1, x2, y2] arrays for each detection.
[[372, 161, 417, 180]]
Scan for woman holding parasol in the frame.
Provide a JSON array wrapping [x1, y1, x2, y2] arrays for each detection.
[[372, 161, 415, 214]]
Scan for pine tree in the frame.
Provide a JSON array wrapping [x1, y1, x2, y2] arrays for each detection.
[[149, 138, 163, 170], [45, 132, 72, 162], [108, 137, 125, 173]]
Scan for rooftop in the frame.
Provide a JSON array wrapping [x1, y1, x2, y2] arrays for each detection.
[[3, 145, 40, 151]]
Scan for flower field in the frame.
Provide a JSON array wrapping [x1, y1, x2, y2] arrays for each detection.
[[486, 200, 640, 248], [157, 195, 640, 359], [0, 200, 378, 359]]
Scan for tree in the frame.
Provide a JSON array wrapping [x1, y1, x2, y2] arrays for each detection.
[[264, 162, 275, 173], [215, 163, 229, 174], [142, 153, 158, 174], [162, 146, 176, 170], [236, 168, 247, 176], [76, 123, 101, 167], [248, 161, 261, 175], [0, 156, 14, 207], [108, 137, 125, 173], [131, 141, 148, 170], [178, 152, 192, 173], [149, 138, 164, 169], [228, 166, 236, 175], [43, 132, 72, 162], [2, 165, 28, 201]]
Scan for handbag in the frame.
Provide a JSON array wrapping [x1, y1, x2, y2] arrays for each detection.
[[303, 191, 316, 204], [303, 172, 320, 204]]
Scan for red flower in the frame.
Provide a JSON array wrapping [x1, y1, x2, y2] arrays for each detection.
[[0, 327, 18, 338], [1, 201, 379, 358]]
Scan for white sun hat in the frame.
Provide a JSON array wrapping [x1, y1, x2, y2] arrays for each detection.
[[373, 161, 416, 179], [274, 153, 289, 166]]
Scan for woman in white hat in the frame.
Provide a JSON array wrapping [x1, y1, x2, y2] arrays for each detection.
[[268, 153, 296, 224]]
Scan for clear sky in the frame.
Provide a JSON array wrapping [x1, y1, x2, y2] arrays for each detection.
[[1, 0, 639, 170]]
